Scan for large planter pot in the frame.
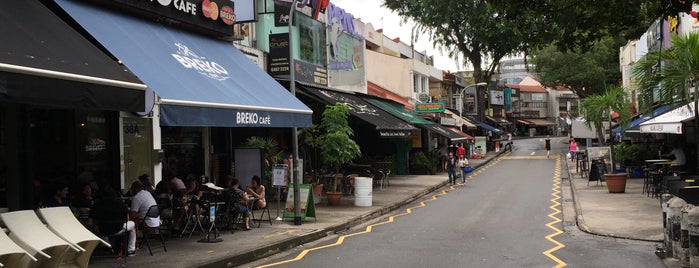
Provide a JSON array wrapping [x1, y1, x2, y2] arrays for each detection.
[[326, 191, 342, 206], [604, 173, 628, 193]]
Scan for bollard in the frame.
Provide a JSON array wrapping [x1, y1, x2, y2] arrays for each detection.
[[669, 197, 688, 258], [680, 204, 694, 267], [687, 206, 699, 267], [662, 194, 674, 255]]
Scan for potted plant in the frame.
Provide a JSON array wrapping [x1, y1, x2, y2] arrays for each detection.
[[580, 86, 631, 193], [319, 103, 361, 206]]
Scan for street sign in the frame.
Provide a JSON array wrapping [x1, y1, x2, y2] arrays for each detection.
[[415, 102, 445, 113]]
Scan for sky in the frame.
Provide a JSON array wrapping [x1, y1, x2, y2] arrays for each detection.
[[329, 0, 462, 72]]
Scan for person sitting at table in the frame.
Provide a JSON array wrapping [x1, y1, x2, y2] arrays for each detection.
[[46, 183, 71, 207], [129, 180, 160, 232], [246, 175, 266, 209], [166, 170, 186, 197], [71, 183, 95, 228], [138, 174, 155, 194], [92, 186, 136, 256], [662, 145, 686, 168], [225, 178, 251, 230]]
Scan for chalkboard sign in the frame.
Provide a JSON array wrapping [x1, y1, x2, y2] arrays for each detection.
[[586, 146, 612, 174]]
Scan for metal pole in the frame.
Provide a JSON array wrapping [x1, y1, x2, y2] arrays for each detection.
[[288, 0, 302, 225]]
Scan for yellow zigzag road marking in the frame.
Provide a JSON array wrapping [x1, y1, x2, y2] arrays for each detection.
[[543, 155, 566, 268], [255, 156, 502, 268]]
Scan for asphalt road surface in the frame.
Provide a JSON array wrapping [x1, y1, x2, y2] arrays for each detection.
[[249, 137, 664, 268]]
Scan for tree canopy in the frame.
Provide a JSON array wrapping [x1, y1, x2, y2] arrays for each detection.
[[531, 36, 623, 97], [383, 0, 692, 83]]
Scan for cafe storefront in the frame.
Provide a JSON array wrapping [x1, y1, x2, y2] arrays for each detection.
[[53, 0, 313, 188], [0, 1, 147, 210]]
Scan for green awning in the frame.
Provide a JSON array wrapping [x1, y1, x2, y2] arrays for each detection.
[[364, 98, 434, 125]]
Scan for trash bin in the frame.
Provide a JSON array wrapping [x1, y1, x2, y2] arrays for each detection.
[[354, 177, 372, 207]]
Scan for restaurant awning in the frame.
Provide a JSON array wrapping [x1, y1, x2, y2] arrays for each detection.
[[523, 118, 556, 126], [517, 119, 533, 125], [613, 103, 680, 134], [640, 101, 696, 134], [363, 96, 473, 141], [301, 87, 417, 137], [421, 124, 470, 142], [446, 127, 475, 140], [363, 97, 434, 125], [485, 116, 512, 125], [444, 109, 477, 129], [55, 0, 312, 128], [0, 1, 146, 112], [465, 116, 502, 133]]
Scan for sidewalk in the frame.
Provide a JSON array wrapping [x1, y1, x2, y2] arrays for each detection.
[[563, 158, 663, 241], [91, 149, 665, 267]]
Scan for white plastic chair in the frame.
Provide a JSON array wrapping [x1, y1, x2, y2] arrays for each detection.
[[0, 210, 80, 268], [37, 207, 111, 268], [0, 228, 37, 267]]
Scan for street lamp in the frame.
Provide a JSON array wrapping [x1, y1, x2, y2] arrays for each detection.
[[458, 82, 487, 131]]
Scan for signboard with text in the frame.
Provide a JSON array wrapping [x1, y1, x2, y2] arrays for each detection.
[[90, 0, 258, 37], [415, 102, 445, 113]]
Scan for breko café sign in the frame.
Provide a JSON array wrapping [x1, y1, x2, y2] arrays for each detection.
[[92, 0, 253, 37]]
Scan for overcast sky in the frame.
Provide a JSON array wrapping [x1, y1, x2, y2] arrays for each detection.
[[330, 0, 462, 72]]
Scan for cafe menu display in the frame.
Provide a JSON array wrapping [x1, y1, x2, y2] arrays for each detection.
[[283, 184, 316, 221]]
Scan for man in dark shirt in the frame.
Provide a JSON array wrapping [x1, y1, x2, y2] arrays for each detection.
[[91, 187, 136, 256]]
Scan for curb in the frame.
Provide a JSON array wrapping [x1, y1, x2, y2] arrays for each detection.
[[564, 158, 662, 243], [198, 152, 506, 267]]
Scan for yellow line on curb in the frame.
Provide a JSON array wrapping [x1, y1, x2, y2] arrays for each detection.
[[254, 154, 505, 268], [542, 155, 567, 267]]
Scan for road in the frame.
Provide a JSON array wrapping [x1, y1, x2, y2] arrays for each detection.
[[248, 137, 664, 268]]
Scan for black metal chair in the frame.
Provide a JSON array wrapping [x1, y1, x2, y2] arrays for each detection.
[[138, 205, 167, 256]]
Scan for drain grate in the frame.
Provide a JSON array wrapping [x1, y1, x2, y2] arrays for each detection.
[[564, 198, 573, 202], [563, 221, 576, 227]]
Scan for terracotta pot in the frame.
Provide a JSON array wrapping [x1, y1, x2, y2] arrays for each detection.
[[326, 191, 342, 206], [604, 173, 627, 193]]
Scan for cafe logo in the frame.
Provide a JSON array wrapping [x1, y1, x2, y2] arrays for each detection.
[[201, 0, 219, 20], [171, 42, 229, 81], [220, 5, 236, 25]]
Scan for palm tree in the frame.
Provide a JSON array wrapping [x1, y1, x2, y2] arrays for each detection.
[[579, 86, 631, 146], [632, 32, 699, 169]]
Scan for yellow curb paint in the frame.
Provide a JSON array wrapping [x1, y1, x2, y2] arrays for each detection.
[[542, 155, 566, 267], [255, 151, 502, 268]]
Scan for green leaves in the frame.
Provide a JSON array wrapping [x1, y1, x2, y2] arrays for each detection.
[[319, 103, 361, 184]]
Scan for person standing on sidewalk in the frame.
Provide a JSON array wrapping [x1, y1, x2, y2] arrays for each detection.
[[545, 136, 552, 158], [569, 138, 577, 162], [457, 154, 469, 184], [444, 153, 457, 186]]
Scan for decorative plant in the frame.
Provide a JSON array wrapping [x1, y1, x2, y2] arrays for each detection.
[[319, 103, 361, 192], [243, 136, 283, 186], [579, 86, 631, 171], [298, 124, 322, 183], [409, 151, 432, 175]]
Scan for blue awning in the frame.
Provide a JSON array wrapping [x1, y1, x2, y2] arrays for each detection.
[[465, 116, 502, 133], [613, 103, 679, 135], [54, 0, 312, 128]]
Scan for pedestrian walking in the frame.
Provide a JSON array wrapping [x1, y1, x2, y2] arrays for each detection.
[[545, 136, 552, 158], [444, 153, 457, 186], [457, 154, 469, 184], [569, 138, 577, 162]]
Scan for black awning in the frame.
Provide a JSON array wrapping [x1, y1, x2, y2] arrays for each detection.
[[301, 86, 417, 137], [0, 1, 146, 112]]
